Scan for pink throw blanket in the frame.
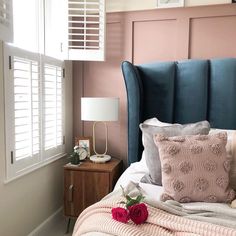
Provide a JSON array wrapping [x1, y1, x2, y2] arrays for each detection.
[[73, 195, 236, 236]]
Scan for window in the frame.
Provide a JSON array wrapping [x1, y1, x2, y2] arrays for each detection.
[[11, 0, 106, 61], [4, 45, 65, 180], [12, 0, 40, 53], [0, 0, 13, 42], [3, 0, 106, 180], [66, 0, 106, 61], [45, 0, 106, 61], [3, 0, 67, 181]]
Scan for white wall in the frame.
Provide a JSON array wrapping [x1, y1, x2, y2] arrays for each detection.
[[106, 0, 231, 12], [0, 41, 73, 236]]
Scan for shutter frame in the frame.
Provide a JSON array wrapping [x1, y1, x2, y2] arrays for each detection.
[[4, 44, 41, 180], [42, 55, 65, 159], [4, 44, 66, 181], [65, 0, 106, 61]]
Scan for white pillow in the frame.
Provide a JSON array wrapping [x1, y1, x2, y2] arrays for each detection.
[[144, 117, 171, 126]]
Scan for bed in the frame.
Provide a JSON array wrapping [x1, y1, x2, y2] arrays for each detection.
[[73, 58, 236, 236]]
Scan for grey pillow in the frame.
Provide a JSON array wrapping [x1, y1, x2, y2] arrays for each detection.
[[140, 120, 210, 186]]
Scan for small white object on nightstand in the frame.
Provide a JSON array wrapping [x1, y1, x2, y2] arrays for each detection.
[[90, 154, 111, 163]]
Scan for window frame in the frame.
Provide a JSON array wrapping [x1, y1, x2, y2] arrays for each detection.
[[2, 0, 106, 181], [4, 44, 66, 182]]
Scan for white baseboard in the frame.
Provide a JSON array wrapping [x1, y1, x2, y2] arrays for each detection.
[[28, 206, 63, 236]]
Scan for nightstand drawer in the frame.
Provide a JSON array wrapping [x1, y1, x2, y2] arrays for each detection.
[[83, 171, 110, 205], [64, 170, 110, 217], [63, 159, 123, 217]]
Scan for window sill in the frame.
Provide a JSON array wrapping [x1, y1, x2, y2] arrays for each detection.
[[4, 153, 68, 184]]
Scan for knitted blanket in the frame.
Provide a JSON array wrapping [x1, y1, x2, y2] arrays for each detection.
[[72, 182, 236, 236]]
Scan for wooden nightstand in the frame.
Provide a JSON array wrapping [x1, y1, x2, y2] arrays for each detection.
[[63, 158, 123, 218]]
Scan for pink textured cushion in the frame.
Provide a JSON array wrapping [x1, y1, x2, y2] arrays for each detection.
[[154, 132, 235, 203], [210, 129, 236, 190]]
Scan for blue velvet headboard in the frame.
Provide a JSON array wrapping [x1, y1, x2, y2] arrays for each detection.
[[122, 59, 236, 165]]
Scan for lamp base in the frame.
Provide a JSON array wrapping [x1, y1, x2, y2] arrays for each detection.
[[90, 154, 111, 163]]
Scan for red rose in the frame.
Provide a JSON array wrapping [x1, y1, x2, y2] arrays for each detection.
[[129, 203, 148, 225], [112, 207, 130, 223]]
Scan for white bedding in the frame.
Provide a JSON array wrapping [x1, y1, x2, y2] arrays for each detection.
[[114, 160, 164, 201]]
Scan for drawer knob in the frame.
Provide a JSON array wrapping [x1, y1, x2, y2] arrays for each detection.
[[68, 184, 74, 202]]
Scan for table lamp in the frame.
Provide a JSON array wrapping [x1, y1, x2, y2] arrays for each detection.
[[81, 97, 119, 163]]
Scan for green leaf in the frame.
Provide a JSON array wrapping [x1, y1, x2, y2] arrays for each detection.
[[120, 185, 146, 209], [136, 195, 144, 202], [126, 199, 139, 208]]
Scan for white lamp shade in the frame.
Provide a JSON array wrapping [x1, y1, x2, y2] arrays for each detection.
[[81, 97, 119, 121]]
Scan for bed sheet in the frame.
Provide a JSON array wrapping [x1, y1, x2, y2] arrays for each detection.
[[115, 160, 164, 201]]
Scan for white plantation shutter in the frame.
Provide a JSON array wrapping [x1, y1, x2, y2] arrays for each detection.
[[44, 0, 66, 59], [4, 46, 40, 179], [66, 0, 106, 61], [4, 45, 66, 180], [43, 58, 65, 159], [14, 57, 40, 160], [0, 0, 13, 42]]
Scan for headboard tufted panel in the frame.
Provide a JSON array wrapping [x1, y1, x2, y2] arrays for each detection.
[[174, 60, 208, 124], [137, 62, 175, 123], [122, 58, 236, 165], [208, 58, 236, 129]]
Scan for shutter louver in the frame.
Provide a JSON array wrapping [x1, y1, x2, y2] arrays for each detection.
[[67, 0, 105, 61], [0, 0, 13, 42], [44, 64, 64, 153], [13, 56, 40, 161]]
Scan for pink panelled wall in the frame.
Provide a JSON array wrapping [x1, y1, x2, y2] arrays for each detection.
[[73, 4, 236, 166]]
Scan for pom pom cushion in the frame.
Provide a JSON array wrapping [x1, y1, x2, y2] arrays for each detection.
[[209, 129, 236, 190], [140, 119, 210, 185], [154, 132, 235, 203]]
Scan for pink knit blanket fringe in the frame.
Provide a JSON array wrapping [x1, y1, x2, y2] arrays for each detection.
[[72, 197, 236, 236]]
